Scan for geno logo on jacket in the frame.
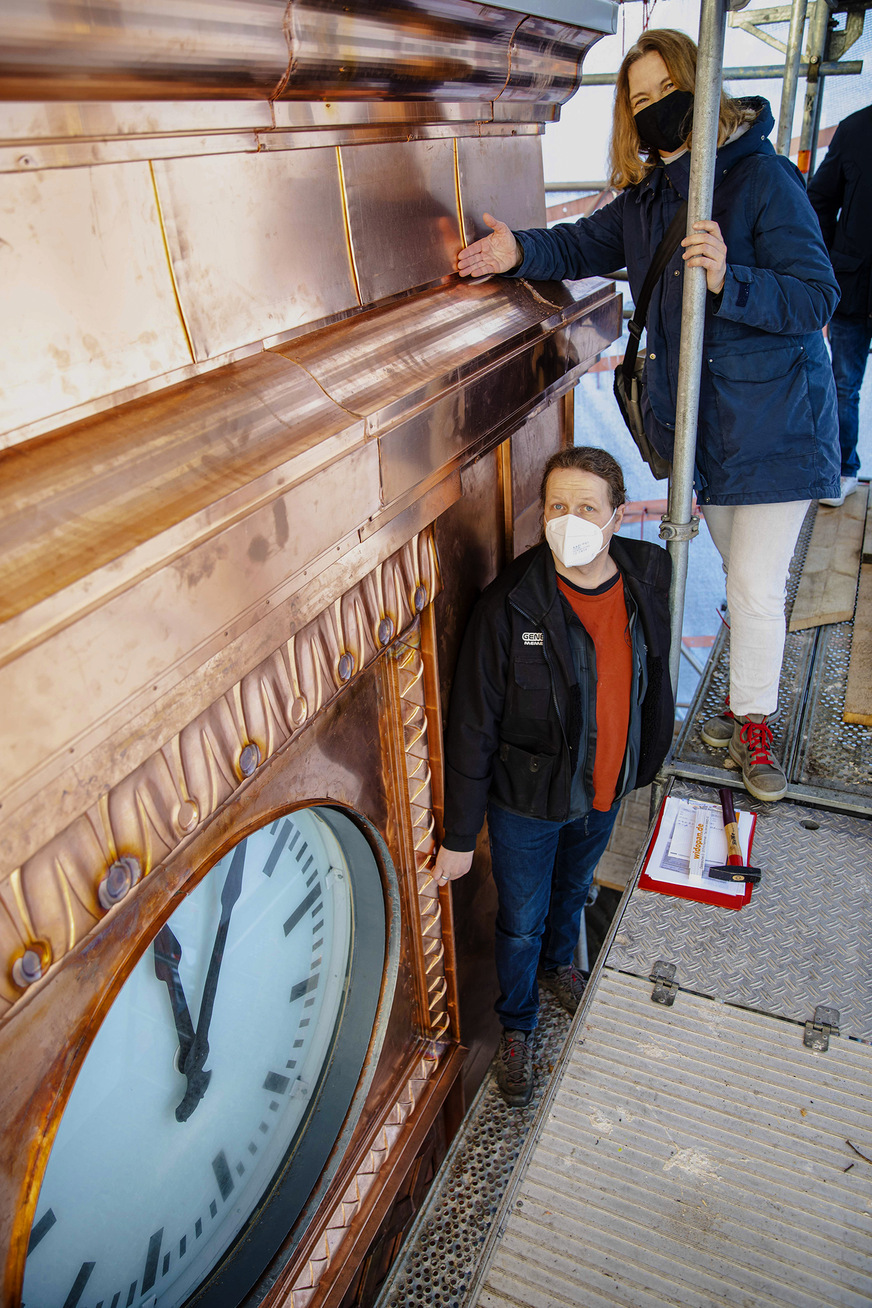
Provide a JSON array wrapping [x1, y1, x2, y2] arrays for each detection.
[[522, 631, 544, 646]]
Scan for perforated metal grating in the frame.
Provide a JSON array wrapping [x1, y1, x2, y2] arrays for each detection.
[[792, 621, 872, 800], [374, 995, 571, 1308]]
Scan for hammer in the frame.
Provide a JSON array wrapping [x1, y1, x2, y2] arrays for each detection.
[[707, 787, 762, 884]]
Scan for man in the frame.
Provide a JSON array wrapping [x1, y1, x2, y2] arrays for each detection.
[[433, 447, 674, 1106], [808, 104, 872, 506]]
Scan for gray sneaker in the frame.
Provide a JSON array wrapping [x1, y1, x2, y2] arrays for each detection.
[[495, 1029, 534, 1107], [700, 702, 734, 748], [729, 716, 788, 802], [537, 964, 587, 1014]]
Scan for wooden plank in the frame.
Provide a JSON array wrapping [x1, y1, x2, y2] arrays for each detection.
[[789, 484, 868, 631], [844, 563, 872, 726], [863, 490, 872, 565], [594, 785, 651, 891]]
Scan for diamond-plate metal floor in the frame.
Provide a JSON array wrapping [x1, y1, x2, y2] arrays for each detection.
[[608, 778, 872, 1042]]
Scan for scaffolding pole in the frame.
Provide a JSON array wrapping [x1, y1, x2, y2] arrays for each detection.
[[661, 0, 730, 696], [797, 0, 833, 179], [776, 0, 810, 154]]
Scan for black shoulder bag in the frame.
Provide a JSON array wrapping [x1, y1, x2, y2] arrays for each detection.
[[613, 202, 687, 481]]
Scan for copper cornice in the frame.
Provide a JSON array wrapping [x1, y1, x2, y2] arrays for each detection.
[[0, 0, 615, 104]]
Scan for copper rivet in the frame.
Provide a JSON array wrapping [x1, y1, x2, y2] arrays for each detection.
[[378, 617, 394, 646], [338, 652, 354, 682], [12, 944, 49, 989], [98, 855, 143, 910], [177, 801, 199, 832], [239, 743, 261, 777], [290, 697, 307, 726], [414, 585, 427, 612]]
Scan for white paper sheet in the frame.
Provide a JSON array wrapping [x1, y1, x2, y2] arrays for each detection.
[[643, 797, 756, 897]]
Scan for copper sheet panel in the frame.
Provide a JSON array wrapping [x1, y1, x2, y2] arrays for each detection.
[[339, 137, 462, 306], [153, 147, 359, 360], [0, 352, 363, 648], [456, 133, 547, 245], [0, 162, 192, 440], [0, 442, 380, 811], [511, 404, 561, 515], [0, 100, 273, 140], [273, 279, 558, 430]]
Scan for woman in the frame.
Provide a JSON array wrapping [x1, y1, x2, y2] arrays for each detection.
[[456, 28, 841, 803]]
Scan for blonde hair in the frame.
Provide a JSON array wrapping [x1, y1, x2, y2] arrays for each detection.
[[608, 29, 756, 190]]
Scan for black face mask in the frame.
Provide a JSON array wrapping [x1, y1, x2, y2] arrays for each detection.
[[634, 88, 694, 155]]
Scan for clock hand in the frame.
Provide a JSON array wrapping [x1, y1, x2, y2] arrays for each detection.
[[176, 842, 246, 1122], [153, 924, 196, 1065]]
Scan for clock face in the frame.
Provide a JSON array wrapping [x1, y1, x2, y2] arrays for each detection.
[[22, 806, 387, 1308]]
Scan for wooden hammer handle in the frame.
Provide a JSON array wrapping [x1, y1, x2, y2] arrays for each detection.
[[718, 787, 743, 865]]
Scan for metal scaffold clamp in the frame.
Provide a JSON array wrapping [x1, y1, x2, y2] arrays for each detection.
[[659, 514, 700, 543]]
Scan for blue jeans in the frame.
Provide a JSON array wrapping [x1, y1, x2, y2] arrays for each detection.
[[829, 314, 871, 477], [487, 800, 620, 1033]]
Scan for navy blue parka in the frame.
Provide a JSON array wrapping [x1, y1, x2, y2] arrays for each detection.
[[512, 100, 841, 506]]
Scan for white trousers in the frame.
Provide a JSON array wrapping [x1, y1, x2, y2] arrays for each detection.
[[700, 501, 810, 717]]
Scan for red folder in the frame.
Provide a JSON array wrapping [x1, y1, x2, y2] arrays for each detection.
[[638, 796, 757, 910]]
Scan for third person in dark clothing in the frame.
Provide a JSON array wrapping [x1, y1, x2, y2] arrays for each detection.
[[808, 103, 872, 506]]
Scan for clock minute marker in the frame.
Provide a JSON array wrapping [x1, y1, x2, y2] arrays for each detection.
[[283, 886, 321, 937], [212, 1149, 234, 1202], [290, 974, 320, 1002], [141, 1226, 163, 1294], [61, 1260, 95, 1308], [262, 820, 292, 878], [27, 1207, 56, 1254]]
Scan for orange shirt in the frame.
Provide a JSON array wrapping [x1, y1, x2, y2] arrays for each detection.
[[557, 571, 633, 811]]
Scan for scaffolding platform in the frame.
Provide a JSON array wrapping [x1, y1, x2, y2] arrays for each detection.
[[376, 498, 872, 1308]]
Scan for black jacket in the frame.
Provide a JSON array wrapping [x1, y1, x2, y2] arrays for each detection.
[[808, 105, 872, 321], [442, 537, 673, 851]]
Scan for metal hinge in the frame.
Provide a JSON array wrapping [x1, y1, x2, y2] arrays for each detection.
[[649, 960, 678, 1006], [804, 1005, 840, 1052]]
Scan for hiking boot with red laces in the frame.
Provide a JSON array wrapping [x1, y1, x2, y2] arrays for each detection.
[[495, 1029, 534, 1107], [701, 694, 734, 748], [537, 964, 587, 1014], [729, 716, 787, 802]]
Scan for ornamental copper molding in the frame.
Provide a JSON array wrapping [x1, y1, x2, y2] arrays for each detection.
[[287, 1049, 441, 1308], [391, 630, 450, 1041], [0, 528, 441, 1021]]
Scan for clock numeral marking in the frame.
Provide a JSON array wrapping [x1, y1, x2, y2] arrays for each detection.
[[110, 1293, 121, 1308], [236, 1161, 246, 1176], [262, 820, 293, 878], [290, 973, 320, 1003], [248, 1141, 258, 1155], [162, 1252, 171, 1277], [263, 1070, 290, 1095], [294, 840, 308, 864], [212, 1150, 234, 1202], [259, 1120, 269, 1133], [142, 1227, 164, 1294], [283, 886, 321, 938], [27, 1207, 56, 1254], [195, 1219, 203, 1238], [304, 858, 316, 883], [179, 1235, 187, 1258], [210, 1200, 218, 1218], [62, 1261, 95, 1308], [126, 1280, 137, 1307]]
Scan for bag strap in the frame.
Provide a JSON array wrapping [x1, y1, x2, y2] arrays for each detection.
[[621, 202, 688, 380]]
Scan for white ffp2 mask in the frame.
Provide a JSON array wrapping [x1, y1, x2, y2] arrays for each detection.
[[545, 507, 617, 568]]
